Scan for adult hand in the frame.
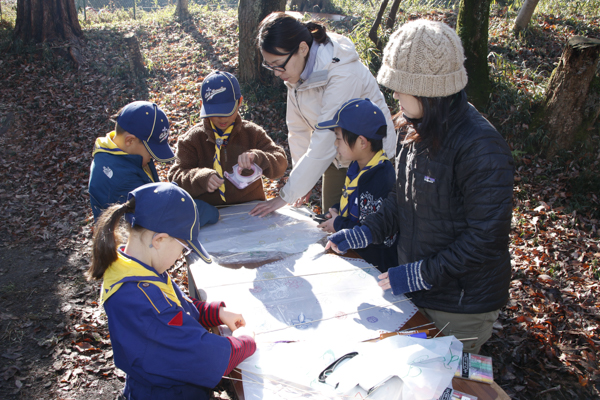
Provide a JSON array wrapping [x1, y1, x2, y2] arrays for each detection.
[[237, 152, 255, 170], [324, 225, 373, 254], [378, 272, 391, 291], [207, 174, 224, 193], [292, 191, 311, 208], [249, 196, 287, 217], [219, 307, 246, 332], [317, 208, 339, 233], [232, 326, 255, 340]]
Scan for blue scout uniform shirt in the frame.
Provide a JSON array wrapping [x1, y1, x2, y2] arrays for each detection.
[[101, 250, 231, 399], [333, 159, 398, 272], [89, 132, 159, 222]]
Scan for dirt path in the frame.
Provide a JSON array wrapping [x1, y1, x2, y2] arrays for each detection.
[[0, 242, 236, 399], [0, 243, 123, 399]]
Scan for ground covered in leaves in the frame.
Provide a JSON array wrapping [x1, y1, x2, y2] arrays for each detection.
[[0, 3, 599, 400]]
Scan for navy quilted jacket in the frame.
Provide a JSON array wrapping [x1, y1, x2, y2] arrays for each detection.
[[363, 95, 514, 314]]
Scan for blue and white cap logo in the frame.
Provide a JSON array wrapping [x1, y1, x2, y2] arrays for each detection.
[[204, 86, 227, 101]]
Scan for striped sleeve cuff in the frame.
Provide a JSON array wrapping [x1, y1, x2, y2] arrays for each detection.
[[388, 260, 432, 295], [192, 299, 226, 328], [347, 226, 371, 249], [224, 335, 257, 375]]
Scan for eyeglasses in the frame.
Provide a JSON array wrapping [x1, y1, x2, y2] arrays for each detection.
[[175, 239, 193, 257], [262, 46, 299, 72]]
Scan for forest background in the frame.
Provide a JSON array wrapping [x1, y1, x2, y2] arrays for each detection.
[[0, 0, 599, 399]]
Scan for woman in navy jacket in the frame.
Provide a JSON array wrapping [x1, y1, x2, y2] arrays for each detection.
[[327, 20, 514, 354]]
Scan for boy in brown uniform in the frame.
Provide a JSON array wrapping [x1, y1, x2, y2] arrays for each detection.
[[169, 71, 288, 206]]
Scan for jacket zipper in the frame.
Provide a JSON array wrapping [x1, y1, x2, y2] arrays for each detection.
[[294, 88, 313, 130], [408, 144, 417, 261], [458, 289, 464, 306]]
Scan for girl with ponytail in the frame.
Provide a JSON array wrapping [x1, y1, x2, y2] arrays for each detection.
[[89, 182, 256, 400], [250, 12, 397, 217]]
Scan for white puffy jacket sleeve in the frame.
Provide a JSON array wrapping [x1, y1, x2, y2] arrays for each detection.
[[280, 75, 393, 203]]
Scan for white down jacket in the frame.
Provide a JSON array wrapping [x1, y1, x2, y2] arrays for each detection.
[[279, 32, 397, 204]]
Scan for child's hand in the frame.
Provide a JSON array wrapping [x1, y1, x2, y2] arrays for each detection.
[[207, 174, 225, 192], [238, 152, 255, 170], [318, 208, 338, 233], [219, 307, 246, 332], [232, 326, 255, 340]]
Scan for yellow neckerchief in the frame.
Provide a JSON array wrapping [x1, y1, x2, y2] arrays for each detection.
[[93, 132, 154, 181], [339, 150, 388, 217], [100, 249, 181, 307], [210, 121, 234, 202]]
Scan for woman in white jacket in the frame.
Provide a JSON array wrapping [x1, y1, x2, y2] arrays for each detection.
[[250, 12, 396, 217]]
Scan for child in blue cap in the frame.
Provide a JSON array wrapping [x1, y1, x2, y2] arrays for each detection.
[[88, 182, 256, 400], [169, 71, 288, 206], [89, 101, 219, 226], [316, 98, 398, 272]]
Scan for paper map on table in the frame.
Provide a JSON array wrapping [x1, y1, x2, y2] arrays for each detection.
[[198, 202, 327, 264], [199, 244, 418, 343]]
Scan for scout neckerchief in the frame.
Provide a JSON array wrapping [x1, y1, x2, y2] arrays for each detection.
[[101, 249, 181, 307], [211, 121, 234, 202], [340, 150, 388, 218]]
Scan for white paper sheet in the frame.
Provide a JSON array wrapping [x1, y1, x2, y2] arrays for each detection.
[[198, 202, 327, 264], [197, 244, 418, 343], [237, 336, 462, 400]]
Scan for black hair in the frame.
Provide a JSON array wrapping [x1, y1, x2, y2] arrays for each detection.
[[394, 90, 466, 154], [341, 125, 386, 153], [111, 107, 126, 135], [257, 12, 329, 55], [87, 199, 139, 280]]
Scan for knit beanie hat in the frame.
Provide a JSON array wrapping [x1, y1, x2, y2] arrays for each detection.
[[377, 19, 468, 98]]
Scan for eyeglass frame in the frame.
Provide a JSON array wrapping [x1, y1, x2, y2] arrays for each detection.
[[175, 238, 193, 257], [150, 233, 193, 257], [261, 45, 300, 72]]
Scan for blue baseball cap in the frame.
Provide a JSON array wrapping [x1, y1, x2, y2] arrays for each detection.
[[125, 182, 212, 264], [200, 71, 241, 118], [315, 98, 387, 139], [117, 101, 176, 163]]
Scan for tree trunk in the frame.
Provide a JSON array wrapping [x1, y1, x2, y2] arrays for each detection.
[[238, 0, 286, 84], [456, 0, 492, 110], [538, 37, 600, 158], [175, 0, 190, 21], [14, 0, 83, 44], [513, 0, 540, 33], [386, 0, 402, 31], [290, 0, 336, 13], [124, 32, 146, 78], [369, 0, 389, 51]]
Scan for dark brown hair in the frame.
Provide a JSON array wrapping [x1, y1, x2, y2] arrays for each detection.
[[394, 90, 466, 154], [257, 12, 329, 55], [87, 198, 136, 281]]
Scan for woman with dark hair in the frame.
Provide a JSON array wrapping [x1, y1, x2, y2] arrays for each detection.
[[326, 19, 514, 354], [250, 12, 396, 217]]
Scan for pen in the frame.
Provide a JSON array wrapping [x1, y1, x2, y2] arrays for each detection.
[[379, 329, 430, 340]]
